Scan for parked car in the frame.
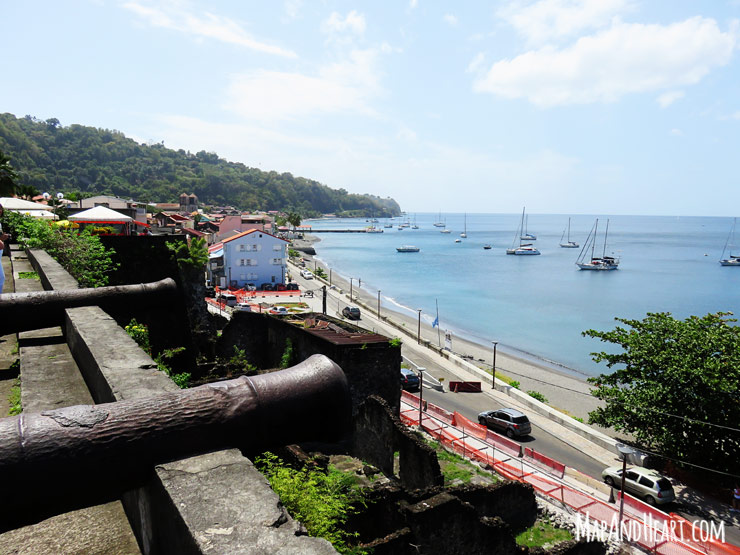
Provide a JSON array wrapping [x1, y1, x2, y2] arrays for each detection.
[[234, 302, 252, 312], [601, 466, 675, 505], [400, 368, 420, 391], [477, 408, 532, 438], [286, 282, 299, 290], [261, 283, 274, 291], [217, 293, 238, 307], [342, 306, 361, 320], [245, 283, 257, 291], [275, 283, 287, 291], [269, 306, 289, 315], [205, 286, 215, 298], [300, 270, 313, 279]]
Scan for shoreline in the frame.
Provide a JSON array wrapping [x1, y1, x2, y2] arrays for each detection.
[[293, 234, 603, 421]]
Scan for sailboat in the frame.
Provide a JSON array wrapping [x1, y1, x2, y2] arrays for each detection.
[[720, 218, 740, 266], [576, 219, 619, 270], [506, 207, 540, 255], [460, 213, 467, 238], [411, 214, 419, 229], [521, 214, 536, 241], [559, 217, 579, 248], [433, 211, 445, 227]]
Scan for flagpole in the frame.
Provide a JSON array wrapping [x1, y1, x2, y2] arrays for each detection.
[[435, 299, 442, 347]]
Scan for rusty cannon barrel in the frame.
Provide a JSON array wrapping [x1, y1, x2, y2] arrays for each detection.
[[0, 277, 179, 335], [0, 354, 351, 531]]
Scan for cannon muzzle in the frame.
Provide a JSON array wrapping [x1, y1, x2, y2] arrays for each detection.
[[0, 278, 179, 335], [0, 354, 351, 530]]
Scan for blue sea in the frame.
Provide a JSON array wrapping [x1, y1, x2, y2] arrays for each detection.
[[306, 213, 739, 377]]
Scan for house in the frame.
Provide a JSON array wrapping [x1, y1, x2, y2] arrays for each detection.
[[207, 229, 289, 289], [216, 214, 274, 241], [153, 212, 193, 230], [74, 195, 146, 222]]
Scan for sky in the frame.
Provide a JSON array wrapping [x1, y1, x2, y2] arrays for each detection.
[[2, 0, 740, 216]]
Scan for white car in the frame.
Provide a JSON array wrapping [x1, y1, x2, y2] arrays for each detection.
[[300, 270, 313, 279], [234, 302, 252, 312]]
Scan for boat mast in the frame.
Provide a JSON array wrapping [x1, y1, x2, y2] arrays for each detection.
[[591, 219, 598, 260], [603, 219, 610, 259], [567, 218, 571, 242]]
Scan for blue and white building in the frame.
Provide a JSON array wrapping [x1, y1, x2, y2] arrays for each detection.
[[208, 229, 289, 289]]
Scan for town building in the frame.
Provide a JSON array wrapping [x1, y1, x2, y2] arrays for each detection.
[[208, 229, 289, 289]]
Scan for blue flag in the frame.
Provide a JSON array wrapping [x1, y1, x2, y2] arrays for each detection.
[[432, 316, 439, 328]]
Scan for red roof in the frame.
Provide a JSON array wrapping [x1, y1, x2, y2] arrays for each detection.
[[221, 229, 289, 244]]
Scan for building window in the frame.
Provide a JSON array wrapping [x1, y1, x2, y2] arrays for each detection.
[[272, 244, 282, 251], [239, 244, 247, 252], [271, 258, 283, 265]]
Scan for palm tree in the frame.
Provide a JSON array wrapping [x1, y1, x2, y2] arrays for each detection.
[[0, 151, 19, 197]]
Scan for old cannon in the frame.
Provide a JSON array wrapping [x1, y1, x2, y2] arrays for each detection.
[[0, 277, 179, 336], [0, 354, 351, 531]]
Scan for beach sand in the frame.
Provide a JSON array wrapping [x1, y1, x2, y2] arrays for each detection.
[[292, 234, 605, 423]]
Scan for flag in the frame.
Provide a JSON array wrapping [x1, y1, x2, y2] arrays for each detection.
[[432, 316, 439, 328]]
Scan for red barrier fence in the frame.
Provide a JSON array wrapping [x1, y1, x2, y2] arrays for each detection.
[[448, 381, 481, 392], [399, 396, 738, 555], [524, 447, 566, 479]]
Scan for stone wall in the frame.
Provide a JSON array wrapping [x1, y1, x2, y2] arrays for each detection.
[[23, 248, 338, 554], [217, 312, 401, 414]]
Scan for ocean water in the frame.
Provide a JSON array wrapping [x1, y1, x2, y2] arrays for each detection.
[[306, 213, 740, 376]]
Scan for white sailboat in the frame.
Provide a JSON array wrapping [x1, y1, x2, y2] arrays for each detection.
[[521, 214, 536, 241], [720, 218, 740, 266], [460, 213, 467, 238], [433, 211, 445, 227], [576, 219, 619, 270], [506, 207, 540, 255], [559, 217, 579, 248]]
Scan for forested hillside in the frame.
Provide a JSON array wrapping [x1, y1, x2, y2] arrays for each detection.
[[0, 113, 401, 217]]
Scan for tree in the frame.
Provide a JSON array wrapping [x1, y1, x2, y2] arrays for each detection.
[[0, 150, 18, 197], [287, 212, 302, 232], [584, 312, 740, 476]]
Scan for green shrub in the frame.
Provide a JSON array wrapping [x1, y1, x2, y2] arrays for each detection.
[[389, 337, 402, 347], [125, 318, 151, 354], [255, 452, 367, 554], [280, 338, 294, 369], [8, 370, 21, 416], [527, 390, 548, 403], [18, 271, 39, 280], [509, 381, 520, 389]]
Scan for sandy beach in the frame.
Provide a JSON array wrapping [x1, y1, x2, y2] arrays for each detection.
[[292, 233, 605, 423]]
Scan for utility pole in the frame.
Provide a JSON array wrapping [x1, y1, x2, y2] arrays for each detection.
[[377, 290, 381, 318], [491, 341, 498, 389], [417, 309, 422, 344], [322, 286, 327, 315], [350, 278, 354, 302], [417, 367, 426, 427], [617, 444, 634, 540]]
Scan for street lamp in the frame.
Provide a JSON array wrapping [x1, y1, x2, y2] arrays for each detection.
[[417, 309, 422, 344], [349, 278, 354, 302], [377, 290, 381, 318], [417, 366, 426, 427], [616, 444, 635, 539], [491, 341, 498, 390]]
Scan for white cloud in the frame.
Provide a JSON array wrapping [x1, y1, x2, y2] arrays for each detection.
[[657, 90, 685, 108], [284, 0, 302, 20], [122, 1, 296, 57], [443, 14, 458, 27], [397, 125, 417, 142], [409, 0, 418, 9], [321, 10, 366, 36], [499, 0, 634, 44], [670, 128, 683, 136], [731, 111, 740, 120], [467, 53, 486, 73], [224, 48, 385, 122], [474, 17, 736, 107]]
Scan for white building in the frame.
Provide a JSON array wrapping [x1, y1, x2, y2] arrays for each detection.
[[208, 229, 289, 289]]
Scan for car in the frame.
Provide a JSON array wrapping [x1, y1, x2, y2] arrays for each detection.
[[269, 306, 289, 315], [217, 293, 238, 307], [601, 466, 675, 505], [275, 283, 287, 291], [342, 306, 361, 320], [400, 368, 420, 391], [300, 270, 313, 279], [245, 283, 257, 291], [478, 408, 532, 438], [205, 286, 215, 298], [260, 283, 274, 291], [234, 302, 252, 312], [286, 282, 299, 290]]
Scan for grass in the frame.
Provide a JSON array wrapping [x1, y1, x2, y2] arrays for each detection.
[[426, 439, 498, 485], [515, 516, 573, 548], [18, 271, 39, 280], [8, 375, 21, 416]]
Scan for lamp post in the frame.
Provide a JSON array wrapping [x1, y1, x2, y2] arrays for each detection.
[[491, 341, 498, 389], [417, 366, 426, 427], [617, 444, 635, 540], [377, 290, 381, 318], [417, 309, 422, 344], [329, 268, 332, 287], [349, 278, 354, 302]]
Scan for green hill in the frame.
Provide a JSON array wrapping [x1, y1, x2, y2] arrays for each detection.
[[0, 113, 401, 217]]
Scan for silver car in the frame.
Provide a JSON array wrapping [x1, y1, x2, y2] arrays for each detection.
[[601, 466, 675, 505], [478, 408, 532, 438]]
